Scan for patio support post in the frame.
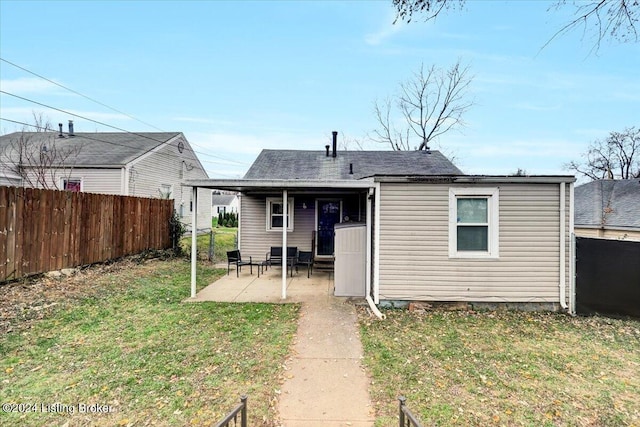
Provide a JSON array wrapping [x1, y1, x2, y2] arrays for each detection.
[[282, 189, 288, 299], [190, 186, 198, 298]]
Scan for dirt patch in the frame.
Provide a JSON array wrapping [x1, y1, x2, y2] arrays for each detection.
[[0, 250, 177, 334]]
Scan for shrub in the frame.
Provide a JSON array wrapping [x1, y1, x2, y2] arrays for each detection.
[[169, 209, 186, 256]]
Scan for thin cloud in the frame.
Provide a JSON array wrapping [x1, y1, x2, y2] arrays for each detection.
[[0, 77, 61, 95], [365, 25, 402, 46], [513, 102, 562, 111], [364, 12, 404, 46], [450, 138, 582, 159], [173, 116, 239, 126]]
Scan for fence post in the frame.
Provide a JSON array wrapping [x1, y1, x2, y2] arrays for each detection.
[[399, 396, 406, 427], [240, 395, 248, 427], [209, 230, 214, 261]]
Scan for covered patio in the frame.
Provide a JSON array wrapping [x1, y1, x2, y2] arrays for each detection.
[[189, 266, 336, 303], [185, 179, 375, 302]]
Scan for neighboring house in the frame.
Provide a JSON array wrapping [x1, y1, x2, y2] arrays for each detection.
[[0, 170, 21, 187], [212, 192, 239, 216], [187, 134, 575, 312], [0, 123, 211, 230], [575, 179, 640, 241]]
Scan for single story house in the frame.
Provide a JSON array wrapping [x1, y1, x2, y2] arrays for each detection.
[[187, 133, 576, 313], [212, 192, 239, 215], [0, 121, 211, 229], [575, 179, 640, 241]]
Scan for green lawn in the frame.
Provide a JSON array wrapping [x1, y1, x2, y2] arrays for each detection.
[[1, 258, 298, 426], [6, 254, 639, 427], [359, 308, 640, 427], [181, 227, 238, 262]]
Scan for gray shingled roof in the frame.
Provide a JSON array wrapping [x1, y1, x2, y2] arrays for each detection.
[[0, 131, 181, 166], [575, 179, 640, 230], [212, 194, 237, 206], [243, 149, 463, 180]]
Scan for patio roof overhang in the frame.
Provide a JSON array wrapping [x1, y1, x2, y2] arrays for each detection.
[[184, 178, 376, 193]]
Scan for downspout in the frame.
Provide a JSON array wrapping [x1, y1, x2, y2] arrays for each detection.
[[366, 296, 385, 320], [373, 181, 381, 304], [366, 186, 384, 319], [123, 165, 130, 195], [569, 182, 576, 315], [190, 186, 198, 298], [559, 183, 568, 310], [281, 189, 288, 300]]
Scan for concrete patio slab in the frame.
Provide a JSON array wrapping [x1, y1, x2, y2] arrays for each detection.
[[188, 267, 335, 303]]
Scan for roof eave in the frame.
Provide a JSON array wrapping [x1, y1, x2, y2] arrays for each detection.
[[372, 175, 576, 184], [185, 178, 375, 192]]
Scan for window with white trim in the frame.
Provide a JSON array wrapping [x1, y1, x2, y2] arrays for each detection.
[[449, 188, 499, 258], [62, 178, 82, 192], [266, 197, 294, 231], [159, 184, 172, 199]]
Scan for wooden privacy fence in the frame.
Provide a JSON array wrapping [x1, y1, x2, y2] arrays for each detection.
[[0, 186, 173, 282]]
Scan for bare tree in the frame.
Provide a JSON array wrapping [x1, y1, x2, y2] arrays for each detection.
[[565, 127, 640, 180], [393, 0, 639, 50], [334, 132, 365, 151], [30, 111, 54, 133], [371, 60, 473, 151], [512, 168, 528, 176], [0, 114, 83, 190], [393, 0, 465, 23]]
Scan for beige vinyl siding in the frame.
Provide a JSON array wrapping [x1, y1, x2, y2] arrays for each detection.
[[22, 167, 122, 194], [378, 183, 567, 303], [129, 135, 211, 229], [239, 195, 316, 260]]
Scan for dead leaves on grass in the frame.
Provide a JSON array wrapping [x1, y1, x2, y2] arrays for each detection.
[[359, 307, 640, 427], [0, 257, 158, 334]]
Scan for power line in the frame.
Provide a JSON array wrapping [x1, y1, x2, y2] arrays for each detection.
[[0, 117, 247, 173], [0, 90, 248, 166], [1, 57, 165, 132], [0, 57, 249, 165]]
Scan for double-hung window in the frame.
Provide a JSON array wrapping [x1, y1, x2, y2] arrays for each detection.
[[449, 188, 499, 258], [266, 197, 294, 232]]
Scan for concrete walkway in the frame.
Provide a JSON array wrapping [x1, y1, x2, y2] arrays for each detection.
[[189, 269, 374, 426], [278, 294, 374, 426]]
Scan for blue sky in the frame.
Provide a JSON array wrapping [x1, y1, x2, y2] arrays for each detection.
[[1, 1, 638, 179]]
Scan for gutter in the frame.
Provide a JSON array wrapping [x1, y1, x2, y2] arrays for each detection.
[[373, 175, 576, 184]]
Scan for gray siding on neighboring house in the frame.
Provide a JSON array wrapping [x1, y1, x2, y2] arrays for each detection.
[[0, 176, 21, 186], [130, 135, 211, 229], [239, 195, 316, 260], [377, 182, 570, 303], [67, 168, 122, 194]]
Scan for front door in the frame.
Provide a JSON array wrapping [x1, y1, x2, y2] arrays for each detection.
[[316, 200, 341, 256]]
